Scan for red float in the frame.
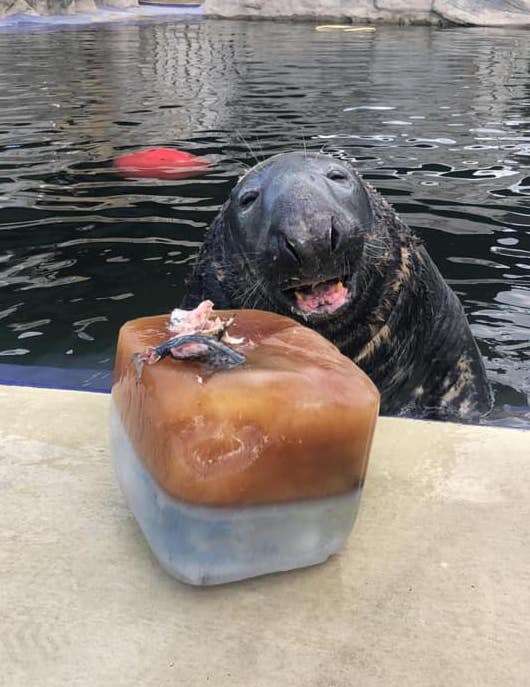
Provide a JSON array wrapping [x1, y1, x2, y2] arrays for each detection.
[[114, 148, 210, 180]]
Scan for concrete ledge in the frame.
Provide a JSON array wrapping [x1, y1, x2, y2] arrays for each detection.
[[1, 384, 529, 686]]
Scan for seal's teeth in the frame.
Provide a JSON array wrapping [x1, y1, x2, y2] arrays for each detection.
[[291, 277, 351, 315]]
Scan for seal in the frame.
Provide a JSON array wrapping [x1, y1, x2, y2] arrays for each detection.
[[182, 151, 493, 421]]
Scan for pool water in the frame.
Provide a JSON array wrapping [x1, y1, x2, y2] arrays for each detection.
[[0, 19, 529, 426]]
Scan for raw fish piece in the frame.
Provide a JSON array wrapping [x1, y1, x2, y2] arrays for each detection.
[[111, 308, 379, 585], [133, 300, 245, 380], [168, 300, 227, 336], [133, 333, 246, 382]]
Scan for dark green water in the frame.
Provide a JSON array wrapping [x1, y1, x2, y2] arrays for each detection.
[[0, 19, 528, 425]]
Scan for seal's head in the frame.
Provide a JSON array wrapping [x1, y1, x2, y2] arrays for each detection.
[[224, 151, 376, 320]]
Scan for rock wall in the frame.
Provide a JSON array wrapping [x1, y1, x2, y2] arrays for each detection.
[[0, 0, 136, 17], [203, 0, 530, 26], [1, 0, 529, 30]]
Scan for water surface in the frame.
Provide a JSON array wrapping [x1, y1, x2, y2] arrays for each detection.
[[0, 19, 529, 425]]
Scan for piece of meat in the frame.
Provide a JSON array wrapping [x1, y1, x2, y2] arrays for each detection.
[[133, 301, 246, 380]]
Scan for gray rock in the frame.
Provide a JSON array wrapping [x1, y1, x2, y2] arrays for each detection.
[[99, 0, 138, 8], [203, 0, 530, 26], [0, 0, 136, 14], [75, 0, 98, 10], [203, 0, 386, 22], [0, 0, 38, 14], [433, 0, 530, 25]]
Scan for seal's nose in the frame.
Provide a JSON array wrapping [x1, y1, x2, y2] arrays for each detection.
[[275, 215, 342, 273], [261, 164, 362, 278]]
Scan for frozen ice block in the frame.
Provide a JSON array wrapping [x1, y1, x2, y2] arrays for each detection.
[[111, 309, 379, 585]]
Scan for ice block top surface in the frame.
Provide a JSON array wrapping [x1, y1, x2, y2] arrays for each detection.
[[113, 310, 379, 507]]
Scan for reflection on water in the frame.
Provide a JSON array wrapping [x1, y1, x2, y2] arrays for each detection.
[[0, 20, 528, 426]]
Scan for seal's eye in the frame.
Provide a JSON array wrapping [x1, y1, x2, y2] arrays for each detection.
[[327, 169, 348, 182], [239, 189, 260, 209]]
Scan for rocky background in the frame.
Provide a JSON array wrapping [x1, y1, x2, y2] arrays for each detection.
[[0, 0, 529, 31], [203, 0, 530, 26], [0, 0, 136, 17]]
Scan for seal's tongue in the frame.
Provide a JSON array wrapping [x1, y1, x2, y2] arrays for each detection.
[[295, 280, 349, 314]]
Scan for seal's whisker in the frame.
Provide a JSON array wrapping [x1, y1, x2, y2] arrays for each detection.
[[363, 245, 383, 259], [363, 236, 391, 260], [250, 279, 267, 309], [254, 133, 266, 158], [234, 130, 260, 165], [227, 153, 251, 171], [235, 159, 251, 172], [344, 254, 352, 280], [365, 234, 390, 247], [301, 133, 308, 159], [239, 277, 265, 309], [227, 268, 264, 302], [213, 255, 266, 276], [248, 278, 265, 308]]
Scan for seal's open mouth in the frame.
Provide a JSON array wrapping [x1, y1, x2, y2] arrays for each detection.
[[283, 277, 351, 316]]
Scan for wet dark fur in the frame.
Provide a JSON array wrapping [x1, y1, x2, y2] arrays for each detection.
[[182, 157, 493, 421]]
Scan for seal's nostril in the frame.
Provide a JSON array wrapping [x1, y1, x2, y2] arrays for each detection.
[[330, 217, 340, 253], [280, 235, 303, 266]]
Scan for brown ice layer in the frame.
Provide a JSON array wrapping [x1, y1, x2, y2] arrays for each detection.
[[112, 310, 379, 507]]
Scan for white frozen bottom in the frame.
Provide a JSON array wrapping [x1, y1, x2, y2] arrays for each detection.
[[110, 401, 362, 586]]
